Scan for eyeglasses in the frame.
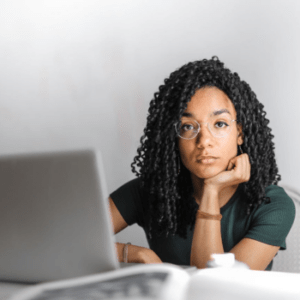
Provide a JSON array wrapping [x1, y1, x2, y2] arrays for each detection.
[[174, 117, 237, 139]]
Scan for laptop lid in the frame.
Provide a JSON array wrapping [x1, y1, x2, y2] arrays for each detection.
[[0, 149, 119, 283]]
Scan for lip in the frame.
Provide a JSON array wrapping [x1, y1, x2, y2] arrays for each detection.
[[197, 156, 218, 164], [198, 156, 218, 160], [198, 158, 218, 164]]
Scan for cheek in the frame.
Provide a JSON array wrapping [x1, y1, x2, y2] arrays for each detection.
[[219, 134, 238, 152], [220, 143, 239, 167], [178, 141, 192, 161]]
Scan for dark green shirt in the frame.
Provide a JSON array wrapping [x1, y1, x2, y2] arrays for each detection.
[[110, 178, 295, 271]]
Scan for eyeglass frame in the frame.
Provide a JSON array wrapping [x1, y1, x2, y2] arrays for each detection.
[[174, 118, 238, 140]]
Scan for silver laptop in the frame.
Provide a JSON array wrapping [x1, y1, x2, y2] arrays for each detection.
[[0, 149, 120, 283]]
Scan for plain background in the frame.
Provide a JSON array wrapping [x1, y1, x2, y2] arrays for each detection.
[[0, 0, 299, 248]]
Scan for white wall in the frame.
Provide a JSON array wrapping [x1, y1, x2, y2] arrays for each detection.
[[0, 0, 299, 248]]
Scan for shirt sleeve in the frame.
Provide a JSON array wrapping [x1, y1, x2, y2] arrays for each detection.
[[244, 185, 296, 250], [109, 177, 145, 227]]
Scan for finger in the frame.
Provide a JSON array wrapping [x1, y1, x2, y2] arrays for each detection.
[[227, 160, 235, 171], [241, 154, 250, 182], [227, 155, 240, 171], [229, 155, 245, 180]]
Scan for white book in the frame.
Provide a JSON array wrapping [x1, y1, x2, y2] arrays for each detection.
[[10, 264, 189, 300], [9, 263, 300, 300]]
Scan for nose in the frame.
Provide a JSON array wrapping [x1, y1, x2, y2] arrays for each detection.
[[195, 123, 214, 146]]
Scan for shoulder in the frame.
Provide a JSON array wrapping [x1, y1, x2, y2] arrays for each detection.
[[244, 184, 296, 250], [265, 184, 295, 211], [110, 177, 146, 203], [253, 184, 296, 224], [111, 177, 142, 193], [109, 177, 147, 227]]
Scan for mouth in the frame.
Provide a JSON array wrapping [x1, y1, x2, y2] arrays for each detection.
[[197, 158, 218, 164]]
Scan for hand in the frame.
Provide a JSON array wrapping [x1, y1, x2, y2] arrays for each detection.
[[138, 248, 163, 264], [203, 153, 251, 194]]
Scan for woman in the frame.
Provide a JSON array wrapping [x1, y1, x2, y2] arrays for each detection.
[[109, 56, 295, 271]]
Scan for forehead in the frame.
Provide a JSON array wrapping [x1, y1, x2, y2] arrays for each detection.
[[184, 87, 236, 119]]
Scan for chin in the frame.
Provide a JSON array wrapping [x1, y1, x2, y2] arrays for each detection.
[[193, 166, 222, 179]]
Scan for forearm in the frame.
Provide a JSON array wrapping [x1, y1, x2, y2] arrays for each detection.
[[115, 242, 153, 263], [190, 189, 224, 269]]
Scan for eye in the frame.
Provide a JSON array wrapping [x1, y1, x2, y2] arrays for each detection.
[[215, 121, 229, 128], [181, 124, 195, 131]]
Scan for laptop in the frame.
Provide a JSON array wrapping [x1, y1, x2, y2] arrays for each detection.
[[0, 149, 120, 283], [0, 149, 195, 285]]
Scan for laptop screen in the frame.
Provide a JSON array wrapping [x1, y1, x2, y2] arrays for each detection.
[[0, 149, 119, 283]]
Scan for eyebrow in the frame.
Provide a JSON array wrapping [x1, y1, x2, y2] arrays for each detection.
[[182, 109, 231, 118]]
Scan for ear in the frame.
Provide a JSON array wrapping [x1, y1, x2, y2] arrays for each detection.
[[237, 123, 244, 144]]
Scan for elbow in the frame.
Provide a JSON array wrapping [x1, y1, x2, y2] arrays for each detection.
[[191, 263, 206, 270], [190, 259, 206, 269]]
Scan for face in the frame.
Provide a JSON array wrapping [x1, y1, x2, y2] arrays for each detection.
[[177, 87, 243, 182]]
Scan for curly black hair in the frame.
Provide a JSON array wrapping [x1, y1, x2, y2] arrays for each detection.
[[131, 56, 281, 240]]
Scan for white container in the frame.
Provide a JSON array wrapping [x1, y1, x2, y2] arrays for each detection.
[[206, 253, 250, 269]]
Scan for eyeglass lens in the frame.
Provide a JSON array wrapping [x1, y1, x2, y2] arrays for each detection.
[[177, 116, 233, 139]]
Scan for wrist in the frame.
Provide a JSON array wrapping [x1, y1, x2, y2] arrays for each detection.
[[123, 242, 131, 263], [203, 184, 220, 197], [137, 248, 153, 263], [198, 187, 220, 214], [196, 210, 222, 221], [124, 244, 148, 263], [136, 247, 151, 264]]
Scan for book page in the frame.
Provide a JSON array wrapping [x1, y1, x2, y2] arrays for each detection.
[[11, 264, 190, 300]]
